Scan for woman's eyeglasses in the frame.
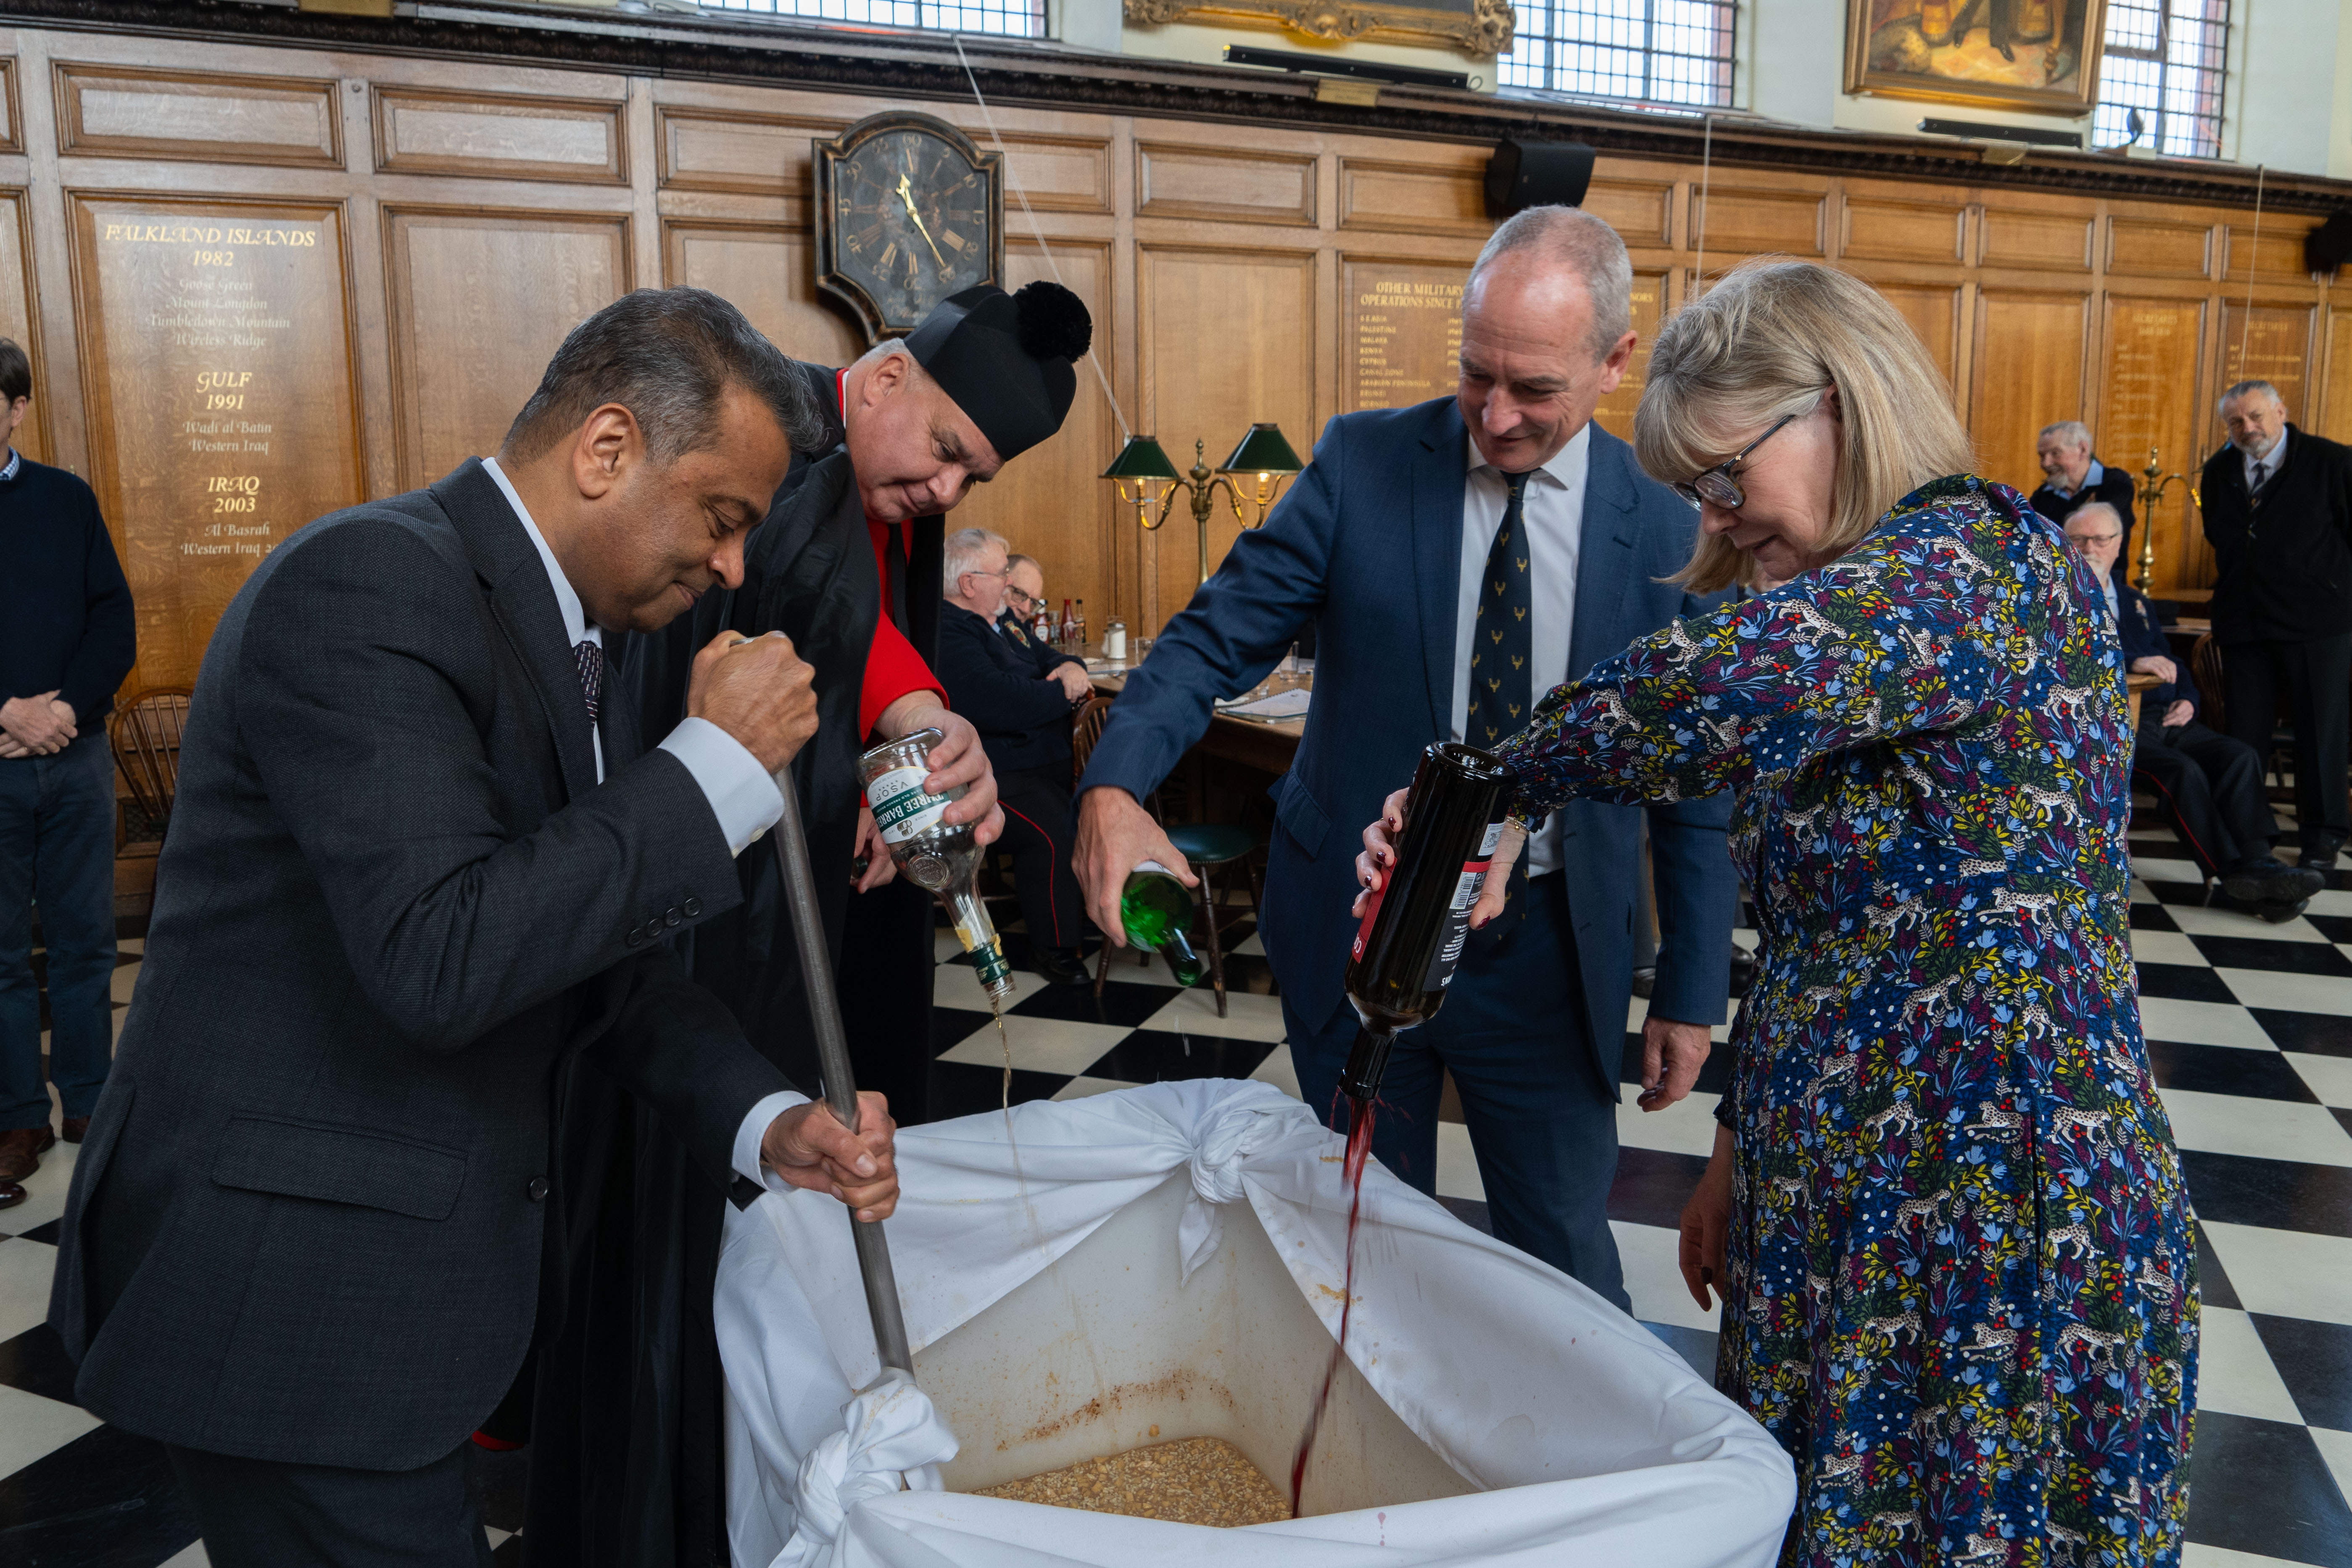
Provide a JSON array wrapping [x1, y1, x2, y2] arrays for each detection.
[[1672, 412, 1798, 510]]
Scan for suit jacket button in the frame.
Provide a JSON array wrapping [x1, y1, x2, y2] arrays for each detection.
[[665, 906, 683, 927], [625, 926, 643, 947], [683, 897, 702, 917], [527, 1176, 551, 1202]]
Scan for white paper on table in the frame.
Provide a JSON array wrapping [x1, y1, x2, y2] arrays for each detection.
[[1213, 689, 1312, 721]]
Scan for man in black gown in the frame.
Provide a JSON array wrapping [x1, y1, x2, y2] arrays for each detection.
[[521, 281, 1095, 1568]]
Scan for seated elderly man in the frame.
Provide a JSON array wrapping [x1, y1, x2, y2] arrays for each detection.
[[997, 552, 1060, 663], [937, 527, 1096, 984], [2064, 501, 2322, 919]]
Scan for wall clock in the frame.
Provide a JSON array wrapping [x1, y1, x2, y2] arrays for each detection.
[[814, 111, 1004, 343]]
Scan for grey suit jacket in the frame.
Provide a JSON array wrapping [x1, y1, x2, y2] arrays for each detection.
[[47, 459, 795, 1470]]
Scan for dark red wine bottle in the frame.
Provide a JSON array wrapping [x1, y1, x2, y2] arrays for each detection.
[[1340, 742, 1514, 1103]]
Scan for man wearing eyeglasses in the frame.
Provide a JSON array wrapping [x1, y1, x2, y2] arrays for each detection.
[[939, 530, 1093, 984], [1072, 207, 1738, 1306], [2063, 501, 2319, 919], [997, 554, 1058, 662]]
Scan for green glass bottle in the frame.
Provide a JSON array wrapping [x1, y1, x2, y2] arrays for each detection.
[[1120, 862, 1204, 987]]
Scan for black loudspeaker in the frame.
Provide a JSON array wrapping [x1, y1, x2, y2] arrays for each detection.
[[2306, 212, 2352, 275], [1484, 139, 1596, 219]]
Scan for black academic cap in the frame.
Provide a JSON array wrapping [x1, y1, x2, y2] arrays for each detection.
[[904, 281, 1092, 462]]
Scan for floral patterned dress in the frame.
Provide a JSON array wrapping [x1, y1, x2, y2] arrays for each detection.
[[1497, 476, 2197, 1565]]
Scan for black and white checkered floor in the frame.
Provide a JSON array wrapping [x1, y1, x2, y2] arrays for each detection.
[[6, 822, 2352, 1565]]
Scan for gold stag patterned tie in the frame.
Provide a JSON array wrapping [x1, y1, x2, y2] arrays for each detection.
[[1469, 471, 1533, 747], [1469, 472, 1534, 925]]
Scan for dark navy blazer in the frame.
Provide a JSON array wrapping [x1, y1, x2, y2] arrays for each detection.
[[1078, 397, 1738, 1081]]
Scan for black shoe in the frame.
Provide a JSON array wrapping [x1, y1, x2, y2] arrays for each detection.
[[1728, 949, 1759, 998], [2300, 840, 2344, 872], [1033, 945, 1094, 989], [2254, 896, 2311, 925], [2223, 856, 2326, 904]]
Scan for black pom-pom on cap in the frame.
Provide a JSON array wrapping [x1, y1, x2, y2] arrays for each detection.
[[1014, 280, 1092, 363]]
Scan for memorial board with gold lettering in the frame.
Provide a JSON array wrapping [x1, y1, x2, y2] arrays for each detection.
[[2100, 298, 2206, 593], [69, 196, 362, 691], [1343, 260, 1462, 415]]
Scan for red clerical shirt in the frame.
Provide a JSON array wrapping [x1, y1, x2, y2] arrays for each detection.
[[840, 369, 947, 736]]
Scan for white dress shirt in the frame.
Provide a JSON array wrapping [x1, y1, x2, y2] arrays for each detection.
[[482, 457, 806, 1186], [1451, 423, 1588, 878]]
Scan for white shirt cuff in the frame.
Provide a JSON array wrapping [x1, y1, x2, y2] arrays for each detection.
[[733, 1089, 812, 1187], [659, 717, 783, 856]]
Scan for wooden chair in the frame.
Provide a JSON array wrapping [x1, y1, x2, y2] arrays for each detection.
[[108, 687, 193, 844], [2189, 634, 2227, 733]]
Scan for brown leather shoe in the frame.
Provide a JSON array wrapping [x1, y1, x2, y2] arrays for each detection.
[[62, 1117, 90, 1144], [0, 1125, 56, 1182], [0, 1177, 25, 1211]]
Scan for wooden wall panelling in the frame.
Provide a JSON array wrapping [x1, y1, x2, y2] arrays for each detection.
[[1970, 289, 2088, 492], [382, 206, 630, 491], [655, 105, 843, 197], [1335, 155, 1487, 237], [1976, 205, 2094, 273], [660, 218, 864, 370], [53, 62, 341, 168], [1583, 177, 1674, 248], [2319, 307, 2352, 445], [1871, 281, 1964, 412], [0, 188, 49, 464], [2223, 221, 2323, 286], [950, 239, 1118, 637], [1839, 195, 1967, 265], [1339, 253, 1464, 415], [2216, 300, 2317, 426], [2099, 296, 2207, 593], [0, 57, 21, 155], [1591, 267, 1668, 443], [2107, 217, 2213, 280], [372, 87, 626, 185], [66, 192, 364, 692], [1136, 243, 1317, 633], [1136, 142, 1316, 227], [1689, 184, 1827, 258], [990, 132, 1114, 216]]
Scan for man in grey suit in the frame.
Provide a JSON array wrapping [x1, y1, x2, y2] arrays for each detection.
[[47, 289, 948, 1565], [1074, 208, 1739, 1308]]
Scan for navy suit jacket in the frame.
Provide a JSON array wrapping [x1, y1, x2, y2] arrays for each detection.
[[1078, 398, 1738, 1081]]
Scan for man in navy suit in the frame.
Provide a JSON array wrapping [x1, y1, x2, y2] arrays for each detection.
[[1073, 207, 1738, 1307]]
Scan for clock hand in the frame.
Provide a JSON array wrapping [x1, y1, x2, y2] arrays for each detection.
[[894, 174, 953, 274]]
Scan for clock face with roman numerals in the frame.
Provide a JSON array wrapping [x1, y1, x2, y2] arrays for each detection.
[[814, 113, 1003, 342]]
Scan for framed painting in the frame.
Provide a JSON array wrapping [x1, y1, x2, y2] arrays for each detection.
[[1845, 0, 2109, 116]]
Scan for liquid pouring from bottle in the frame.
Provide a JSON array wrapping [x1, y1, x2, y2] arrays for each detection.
[[1338, 742, 1515, 1107]]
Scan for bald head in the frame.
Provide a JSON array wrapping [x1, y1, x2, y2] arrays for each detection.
[[1456, 207, 1638, 474]]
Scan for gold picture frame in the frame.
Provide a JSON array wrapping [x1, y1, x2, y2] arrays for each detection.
[[1124, 0, 1515, 60], [1845, 0, 2109, 116]]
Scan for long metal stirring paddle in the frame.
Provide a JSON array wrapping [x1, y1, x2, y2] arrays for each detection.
[[767, 762, 916, 1378]]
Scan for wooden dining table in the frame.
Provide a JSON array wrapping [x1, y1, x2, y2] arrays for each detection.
[[1088, 659, 2164, 764]]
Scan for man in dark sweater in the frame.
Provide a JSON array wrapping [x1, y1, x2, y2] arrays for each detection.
[[936, 526, 1093, 986], [0, 337, 135, 1210], [2200, 379, 2352, 870], [2031, 419, 2138, 579], [2065, 503, 2320, 919]]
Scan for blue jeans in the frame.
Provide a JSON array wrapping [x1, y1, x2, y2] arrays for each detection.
[[1284, 872, 1628, 1312], [0, 730, 118, 1128]]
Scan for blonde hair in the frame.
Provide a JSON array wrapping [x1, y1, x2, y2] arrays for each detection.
[[1635, 259, 1973, 592]]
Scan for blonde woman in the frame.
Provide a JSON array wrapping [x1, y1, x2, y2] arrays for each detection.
[[1355, 260, 2196, 1564]]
